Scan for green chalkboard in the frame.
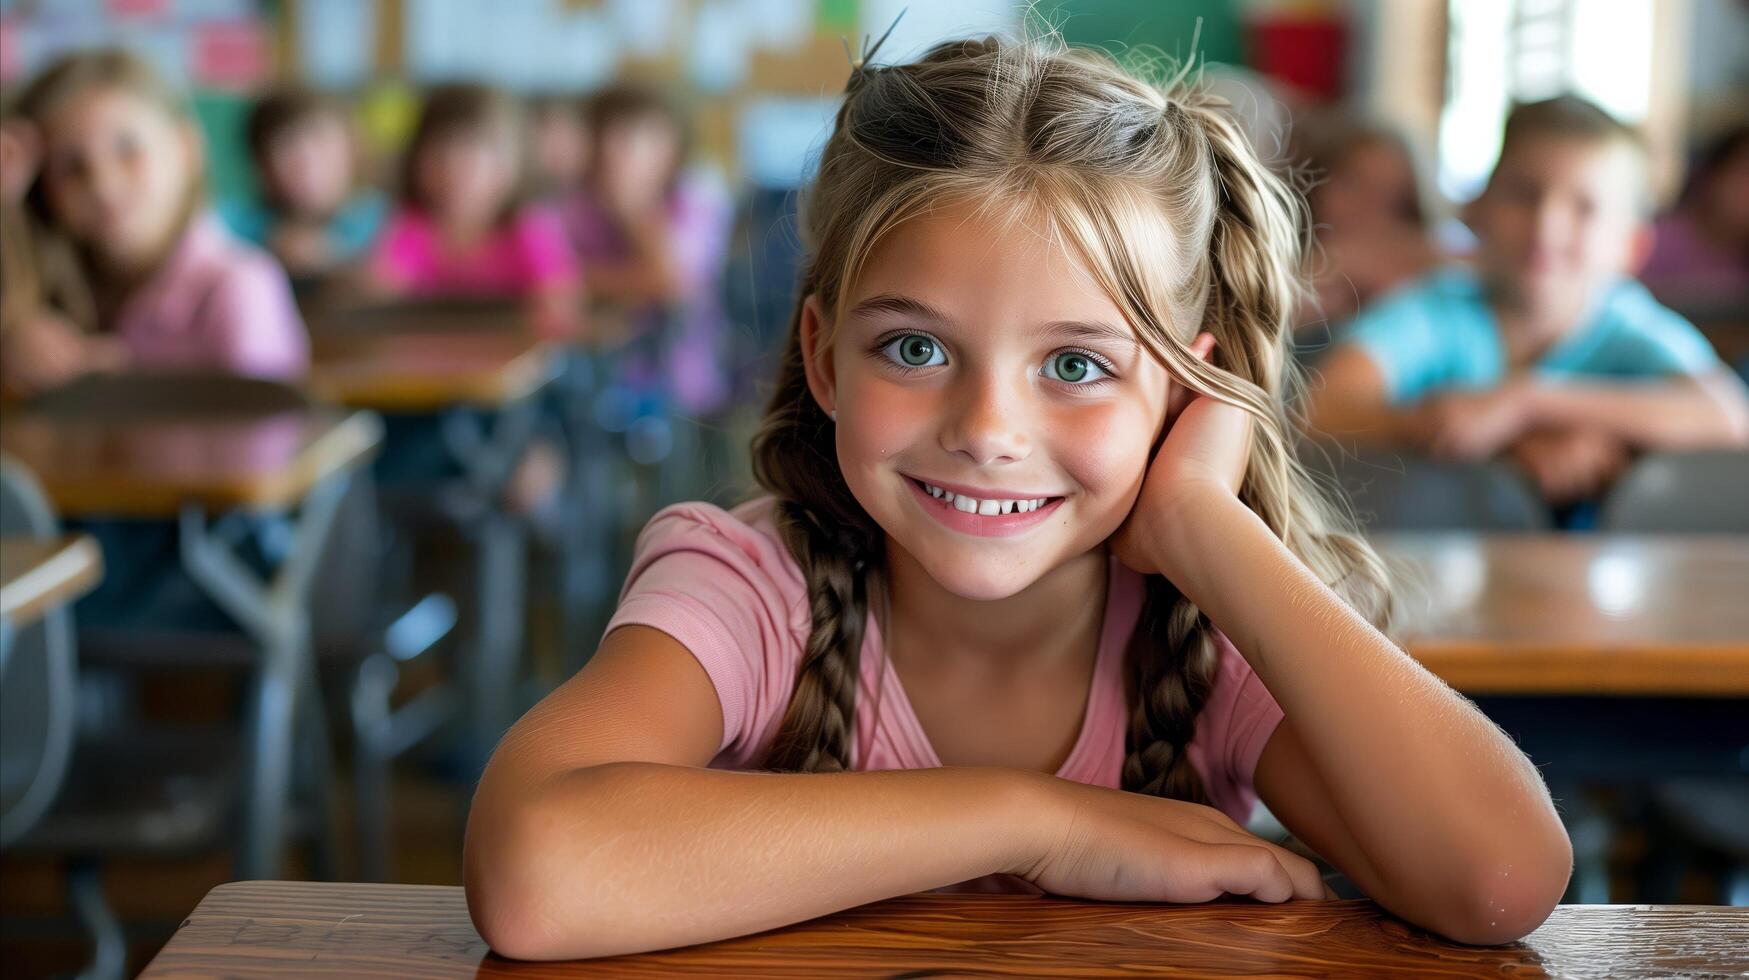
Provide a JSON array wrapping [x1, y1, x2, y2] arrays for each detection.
[[1041, 0, 1243, 68]]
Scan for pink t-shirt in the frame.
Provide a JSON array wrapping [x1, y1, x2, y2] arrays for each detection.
[[605, 499, 1286, 892], [111, 214, 308, 379], [369, 205, 579, 298]]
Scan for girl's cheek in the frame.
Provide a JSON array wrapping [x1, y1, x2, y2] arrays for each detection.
[[839, 375, 934, 463]]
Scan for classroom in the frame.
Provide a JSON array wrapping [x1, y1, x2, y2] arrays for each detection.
[[0, 0, 1744, 976]]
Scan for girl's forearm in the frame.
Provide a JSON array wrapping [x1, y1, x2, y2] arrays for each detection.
[[464, 761, 1046, 960], [1155, 489, 1569, 909]]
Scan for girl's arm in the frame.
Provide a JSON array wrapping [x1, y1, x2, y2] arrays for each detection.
[[1117, 399, 1572, 946], [467, 622, 1325, 960], [466, 624, 1039, 960]]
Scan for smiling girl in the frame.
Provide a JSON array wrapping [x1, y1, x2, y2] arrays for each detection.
[[465, 34, 1572, 960], [2, 50, 307, 397]]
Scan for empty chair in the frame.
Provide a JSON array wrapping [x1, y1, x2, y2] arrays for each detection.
[[1599, 451, 1749, 533], [1299, 443, 1551, 532]]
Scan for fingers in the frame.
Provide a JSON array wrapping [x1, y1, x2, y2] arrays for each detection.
[[1197, 843, 1298, 903]]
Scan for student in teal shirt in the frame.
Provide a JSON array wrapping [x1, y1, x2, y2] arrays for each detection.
[[224, 87, 385, 286], [1307, 96, 1749, 506]]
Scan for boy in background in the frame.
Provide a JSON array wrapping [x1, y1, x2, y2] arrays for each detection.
[[1306, 96, 1749, 506]]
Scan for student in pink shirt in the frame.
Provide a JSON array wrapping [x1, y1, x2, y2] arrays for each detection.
[[369, 83, 581, 339], [1, 50, 307, 398], [466, 34, 1572, 960]]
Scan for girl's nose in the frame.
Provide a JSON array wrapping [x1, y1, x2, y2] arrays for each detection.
[[939, 375, 1031, 466]]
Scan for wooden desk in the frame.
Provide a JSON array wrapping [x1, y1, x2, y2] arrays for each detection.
[[140, 880, 1748, 978], [310, 332, 557, 413], [0, 534, 102, 627], [0, 409, 380, 517], [1379, 534, 1749, 696]]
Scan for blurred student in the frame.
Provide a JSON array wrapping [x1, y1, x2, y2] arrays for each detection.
[[369, 83, 580, 338], [0, 50, 307, 398], [1639, 123, 1749, 308], [1293, 111, 1441, 328], [226, 86, 386, 285], [1306, 96, 1749, 507], [568, 84, 732, 415], [529, 93, 591, 201]]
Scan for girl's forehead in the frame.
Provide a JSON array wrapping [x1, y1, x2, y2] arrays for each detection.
[[841, 198, 1140, 332]]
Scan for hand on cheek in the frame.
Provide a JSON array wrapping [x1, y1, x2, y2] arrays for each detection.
[[1110, 334, 1252, 576]]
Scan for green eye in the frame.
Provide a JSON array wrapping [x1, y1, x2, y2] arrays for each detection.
[[884, 334, 945, 368], [1044, 352, 1107, 384]]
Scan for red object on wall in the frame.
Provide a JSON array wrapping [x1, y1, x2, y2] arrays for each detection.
[[192, 20, 268, 89], [1247, 13, 1349, 101], [106, 0, 171, 19]]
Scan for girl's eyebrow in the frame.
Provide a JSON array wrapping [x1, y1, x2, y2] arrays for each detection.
[[847, 294, 1138, 351]]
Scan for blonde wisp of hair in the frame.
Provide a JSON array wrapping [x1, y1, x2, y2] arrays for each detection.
[[751, 32, 1393, 797]]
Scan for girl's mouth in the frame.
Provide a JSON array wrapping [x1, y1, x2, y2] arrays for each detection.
[[903, 476, 1065, 538]]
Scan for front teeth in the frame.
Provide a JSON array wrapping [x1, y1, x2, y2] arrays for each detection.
[[921, 482, 1050, 515]]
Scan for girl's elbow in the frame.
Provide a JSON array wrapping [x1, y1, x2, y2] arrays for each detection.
[[1436, 836, 1573, 945], [464, 795, 585, 960]]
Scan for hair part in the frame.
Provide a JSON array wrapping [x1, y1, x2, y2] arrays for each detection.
[[750, 30, 1393, 795]]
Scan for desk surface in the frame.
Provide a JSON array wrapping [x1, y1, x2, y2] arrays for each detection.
[[310, 332, 556, 412], [139, 881, 1748, 978], [0, 409, 379, 517], [1379, 533, 1749, 696], [0, 534, 101, 626]]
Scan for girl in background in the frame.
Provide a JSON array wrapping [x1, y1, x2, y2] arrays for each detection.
[[465, 34, 1571, 960], [568, 84, 732, 416], [528, 93, 591, 202], [370, 83, 581, 338], [1, 50, 307, 397], [227, 87, 386, 286]]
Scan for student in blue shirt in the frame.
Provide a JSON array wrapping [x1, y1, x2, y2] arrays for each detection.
[[1306, 96, 1749, 505], [225, 87, 385, 286]]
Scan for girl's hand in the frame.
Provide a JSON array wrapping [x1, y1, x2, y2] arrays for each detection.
[[1, 313, 93, 396], [1110, 393, 1254, 577], [1012, 776, 1329, 904]]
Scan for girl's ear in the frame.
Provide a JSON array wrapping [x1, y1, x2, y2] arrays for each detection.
[[799, 293, 837, 417], [1188, 331, 1216, 363]]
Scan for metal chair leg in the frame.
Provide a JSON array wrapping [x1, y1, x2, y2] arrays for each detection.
[[67, 860, 125, 980], [349, 656, 397, 883]]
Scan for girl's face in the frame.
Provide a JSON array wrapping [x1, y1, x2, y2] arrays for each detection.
[[804, 200, 1178, 601], [595, 116, 679, 213], [263, 112, 354, 217], [1317, 138, 1416, 230], [39, 86, 197, 268], [415, 126, 517, 229]]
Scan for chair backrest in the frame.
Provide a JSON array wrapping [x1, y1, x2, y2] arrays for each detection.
[[1600, 451, 1749, 533], [25, 371, 312, 420], [0, 456, 78, 847], [1302, 445, 1552, 532]]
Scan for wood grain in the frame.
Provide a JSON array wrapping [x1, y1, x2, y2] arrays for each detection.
[[138, 881, 1749, 978], [310, 333, 557, 412], [0, 410, 380, 517], [0, 534, 101, 626], [1379, 533, 1749, 696]]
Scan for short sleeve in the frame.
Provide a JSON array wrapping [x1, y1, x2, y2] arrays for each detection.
[[1186, 631, 1285, 824], [1338, 284, 1448, 405], [196, 254, 310, 379], [1592, 285, 1723, 377], [514, 207, 580, 290], [603, 504, 804, 757]]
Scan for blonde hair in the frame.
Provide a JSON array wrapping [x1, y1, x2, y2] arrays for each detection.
[[13, 49, 204, 333], [749, 32, 1393, 797]]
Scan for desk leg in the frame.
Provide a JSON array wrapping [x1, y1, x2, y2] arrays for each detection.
[[177, 470, 349, 880], [441, 400, 537, 777]]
